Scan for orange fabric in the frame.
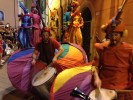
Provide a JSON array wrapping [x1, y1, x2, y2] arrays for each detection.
[[67, 12, 83, 46], [113, 22, 125, 32], [53, 46, 84, 73], [104, 19, 126, 33]]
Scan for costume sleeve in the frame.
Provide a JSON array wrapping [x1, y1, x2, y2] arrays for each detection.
[[51, 38, 60, 49], [129, 48, 133, 81], [34, 43, 40, 51]]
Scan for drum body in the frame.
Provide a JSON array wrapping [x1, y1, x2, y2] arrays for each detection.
[[89, 88, 117, 100], [32, 67, 56, 99]]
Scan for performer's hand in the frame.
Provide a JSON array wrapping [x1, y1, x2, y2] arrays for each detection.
[[52, 57, 57, 64], [94, 77, 102, 88], [31, 59, 36, 66]]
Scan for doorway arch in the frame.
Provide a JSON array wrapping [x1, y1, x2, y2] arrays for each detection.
[[81, 7, 92, 61], [0, 11, 4, 21]]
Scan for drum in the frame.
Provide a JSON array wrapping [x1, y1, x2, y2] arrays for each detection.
[[89, 88, 117, 100], [32, 67, 57, 99], [50, 65, 93, 100]]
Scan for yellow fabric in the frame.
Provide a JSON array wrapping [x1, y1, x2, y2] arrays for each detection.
[[53, 65, 92, 93], [63, 45, 83, 64]]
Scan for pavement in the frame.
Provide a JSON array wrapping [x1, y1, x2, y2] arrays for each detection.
[[0, 46, 17, 100]]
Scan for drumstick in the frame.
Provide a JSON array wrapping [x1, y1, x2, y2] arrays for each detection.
[[96, 88, 102, 99], [47, 62, 53, 67]]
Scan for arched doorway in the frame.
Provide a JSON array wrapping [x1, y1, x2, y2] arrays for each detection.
[[0, 11, 4, 21], [81, 7, 92, 61]]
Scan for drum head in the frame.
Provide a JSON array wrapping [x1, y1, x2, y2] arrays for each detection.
[[32, 67, 56, 86], [89, 88, 117, 100]]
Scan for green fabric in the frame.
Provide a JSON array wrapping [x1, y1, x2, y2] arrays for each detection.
[[58, 44, 70, 59]]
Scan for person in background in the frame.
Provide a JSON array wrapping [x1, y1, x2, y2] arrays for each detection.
[[31, 27, 64, 69], [93, 18, 133, 100], [50, 9, 59, 41], [0, 34, 3, 65], [31, 8, 41, 46], [62, 4, 72, 42], [67, 1, 84, 46], [18, 1, 32, 48]]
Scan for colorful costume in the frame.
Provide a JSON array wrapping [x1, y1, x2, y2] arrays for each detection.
[[50, 10, 59, 40], [94, 18, 133, 99], [62, 5, 72, 42], [68, 1, 84, 46], [31, 9, 41, 46], [63, 12, 71, 29], [18, 2, 32, 48], [97, 43, 133, 90]]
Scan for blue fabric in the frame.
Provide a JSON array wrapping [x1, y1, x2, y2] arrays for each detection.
[[58, 44, 70, 59], [18, 12, 32, 48], [8, 48, 34, 64], [18, 28, 31, 48], [63, 12, 71, 28], [21, 16, 32, 28]]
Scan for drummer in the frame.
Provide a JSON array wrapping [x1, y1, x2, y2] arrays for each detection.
[[93, 18, 133, 99], [31, 27, 64, 68]]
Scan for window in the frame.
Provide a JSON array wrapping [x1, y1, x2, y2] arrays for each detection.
[[0, 11, 4, 21]]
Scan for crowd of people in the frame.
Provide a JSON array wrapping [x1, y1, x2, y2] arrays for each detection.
[[0, 22, 16, 65]]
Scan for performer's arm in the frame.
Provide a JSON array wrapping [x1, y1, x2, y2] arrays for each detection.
[[52, 45, 64, 63], [94, 39, 111, 50], [32, 49, 39, 66], [92, 66, 101, 88]]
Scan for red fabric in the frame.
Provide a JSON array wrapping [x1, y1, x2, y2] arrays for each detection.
[[33, 28, 41, 46], [32, 14, 41, 29], [96, 42, 133, 90], [104, 19, 126, 33], [116, 92, 133, 100], [30, 60, 47, 79]]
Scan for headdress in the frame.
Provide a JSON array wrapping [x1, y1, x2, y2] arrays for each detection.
[[101, 18, 128, 37], [41, 27, 52, 36], [71, 1, 79, 8]]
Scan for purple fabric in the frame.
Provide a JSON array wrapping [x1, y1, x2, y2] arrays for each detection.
[[7, 53, 32, 92], [21, 59, 32, 91], [75, 71, 94, 100], [54, 71, 93, 100]]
